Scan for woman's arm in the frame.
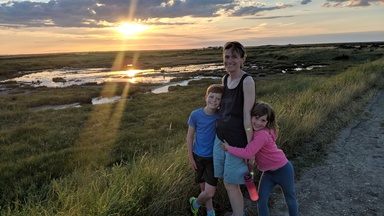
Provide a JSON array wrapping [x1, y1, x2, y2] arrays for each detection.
[[243, 76, 255, 143]]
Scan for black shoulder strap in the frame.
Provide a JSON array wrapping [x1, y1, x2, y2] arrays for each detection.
[[240, 73, 250, 83], [223, 74, 229, 87]]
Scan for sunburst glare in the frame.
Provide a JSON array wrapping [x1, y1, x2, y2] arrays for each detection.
[[115, 22, 149, 36]]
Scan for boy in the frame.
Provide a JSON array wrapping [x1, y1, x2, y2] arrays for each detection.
[[186, 84, 224, 216]]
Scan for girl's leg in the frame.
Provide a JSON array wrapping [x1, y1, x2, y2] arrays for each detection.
[[224, 182, 244, 216], [274, 162, 298, 216], [257, 171, 276, 216]]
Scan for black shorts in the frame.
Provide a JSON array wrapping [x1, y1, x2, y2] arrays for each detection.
[[193, 153, 218, 187]]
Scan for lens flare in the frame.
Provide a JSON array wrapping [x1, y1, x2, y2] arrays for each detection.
[[116, 23, 148, 36]]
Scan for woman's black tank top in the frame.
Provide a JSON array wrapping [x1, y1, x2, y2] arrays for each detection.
[[216, 73, 249, 148]]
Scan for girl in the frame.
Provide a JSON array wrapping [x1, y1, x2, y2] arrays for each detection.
[[221, 102, 298, 216]]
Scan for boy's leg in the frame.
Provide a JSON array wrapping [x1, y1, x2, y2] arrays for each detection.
[[198, 183, 216, 211], [192, 155, 218, 213], [191, 183, 216, 214], [200, 156, 217, 211]]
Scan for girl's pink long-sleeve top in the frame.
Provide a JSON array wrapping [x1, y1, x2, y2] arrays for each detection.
[[228, 129, 288, 171]]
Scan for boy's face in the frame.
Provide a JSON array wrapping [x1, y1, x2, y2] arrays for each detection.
[[205, 92, 222, 110]]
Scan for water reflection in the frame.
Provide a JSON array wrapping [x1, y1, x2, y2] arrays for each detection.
[[293, 65, 327, 71], [151, 76, 220, 94], [160, 63, 222, 73], [282, 65, 327, 73], [11, 68, 172, 88], [92, 96, 122, 105], [30, 103, 82, 111], [5, 63, 223, 88], [30, 96, 124, 111]]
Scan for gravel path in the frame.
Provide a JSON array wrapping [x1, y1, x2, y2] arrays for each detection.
[[268, 90, 384, 216]]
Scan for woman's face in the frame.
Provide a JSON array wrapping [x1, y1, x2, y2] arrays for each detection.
[[223, 48, 245, 73]]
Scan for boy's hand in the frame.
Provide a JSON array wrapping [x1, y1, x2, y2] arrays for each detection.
[[189, 158, 197, 172], [221, 139, 229, 151]]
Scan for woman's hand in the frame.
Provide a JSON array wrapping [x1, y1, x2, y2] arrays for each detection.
[[221, 139, 230, 151]]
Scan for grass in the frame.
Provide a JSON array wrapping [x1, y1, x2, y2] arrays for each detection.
[[0, 43, 383, 215]]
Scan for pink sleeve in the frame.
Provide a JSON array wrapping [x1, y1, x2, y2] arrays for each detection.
[[228, 131, 269, 159]]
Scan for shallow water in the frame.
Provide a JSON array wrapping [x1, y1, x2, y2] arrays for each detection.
[[30, 96, 124, 111], [6, 63, 223, 88], [30, 103, 82, 111], [293, 65, 327, 71], [151, 76, 220, 94], [4, 63, 223, 108], [92, 96, 122, 104]]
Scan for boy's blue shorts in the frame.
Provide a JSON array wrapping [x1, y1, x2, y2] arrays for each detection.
[[213, 135, 248, 185]]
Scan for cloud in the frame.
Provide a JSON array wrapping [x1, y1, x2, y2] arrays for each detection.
[[322, 0, 384, 7], [0, 0, 297, 28], [0, 0, 234, 28], [229, 3, 292, 17], [300, 0, 312, 5], [246, 15, 294, 20]]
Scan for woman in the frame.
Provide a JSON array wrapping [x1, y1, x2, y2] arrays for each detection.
[[214, 41, 256, 216]]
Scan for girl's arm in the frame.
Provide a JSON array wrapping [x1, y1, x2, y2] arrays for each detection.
[[222, 132, 267, 159]]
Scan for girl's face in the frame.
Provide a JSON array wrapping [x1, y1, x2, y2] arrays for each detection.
[[223, 48, 245, 73], [251, 114, 268, 131]]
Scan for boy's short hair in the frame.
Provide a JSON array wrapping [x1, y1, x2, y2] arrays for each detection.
[[206, 84, 224, 95]]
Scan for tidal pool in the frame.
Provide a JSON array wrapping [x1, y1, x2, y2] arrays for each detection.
[[30, 96, 124, 111], [151, 76, 220, 94], [3, 63, 223, 108], [5, 63, 223, 88]]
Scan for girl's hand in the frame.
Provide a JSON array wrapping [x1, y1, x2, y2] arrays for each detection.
[[221, 139, 230, 151], [247, 156, 255, 165]]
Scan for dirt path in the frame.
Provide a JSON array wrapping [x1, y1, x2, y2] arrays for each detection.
[[268, 90, 384, 216]]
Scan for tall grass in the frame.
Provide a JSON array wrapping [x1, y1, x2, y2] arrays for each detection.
[[1, 57, 382, 215], [258, 59, 383, 166]]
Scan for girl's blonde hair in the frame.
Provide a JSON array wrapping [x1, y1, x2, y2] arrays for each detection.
[[251, 102, 279, 134]]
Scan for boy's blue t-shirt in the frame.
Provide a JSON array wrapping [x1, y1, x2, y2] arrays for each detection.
[[188, 108, 219, 158]]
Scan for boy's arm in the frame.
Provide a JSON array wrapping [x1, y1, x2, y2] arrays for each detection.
[[186, 125, 197, 171]]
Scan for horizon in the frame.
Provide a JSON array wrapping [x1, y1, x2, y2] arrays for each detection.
[[2, 39, 383, 57], [1, 0, 383, 55]]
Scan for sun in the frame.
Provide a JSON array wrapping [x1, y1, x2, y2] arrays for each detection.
[[115, 22, 148, 36]]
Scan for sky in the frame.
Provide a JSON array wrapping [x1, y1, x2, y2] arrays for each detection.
[[0, 0, 383, 55]]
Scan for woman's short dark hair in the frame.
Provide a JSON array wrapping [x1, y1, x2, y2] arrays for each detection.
[[223, 41, 246, 58]]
